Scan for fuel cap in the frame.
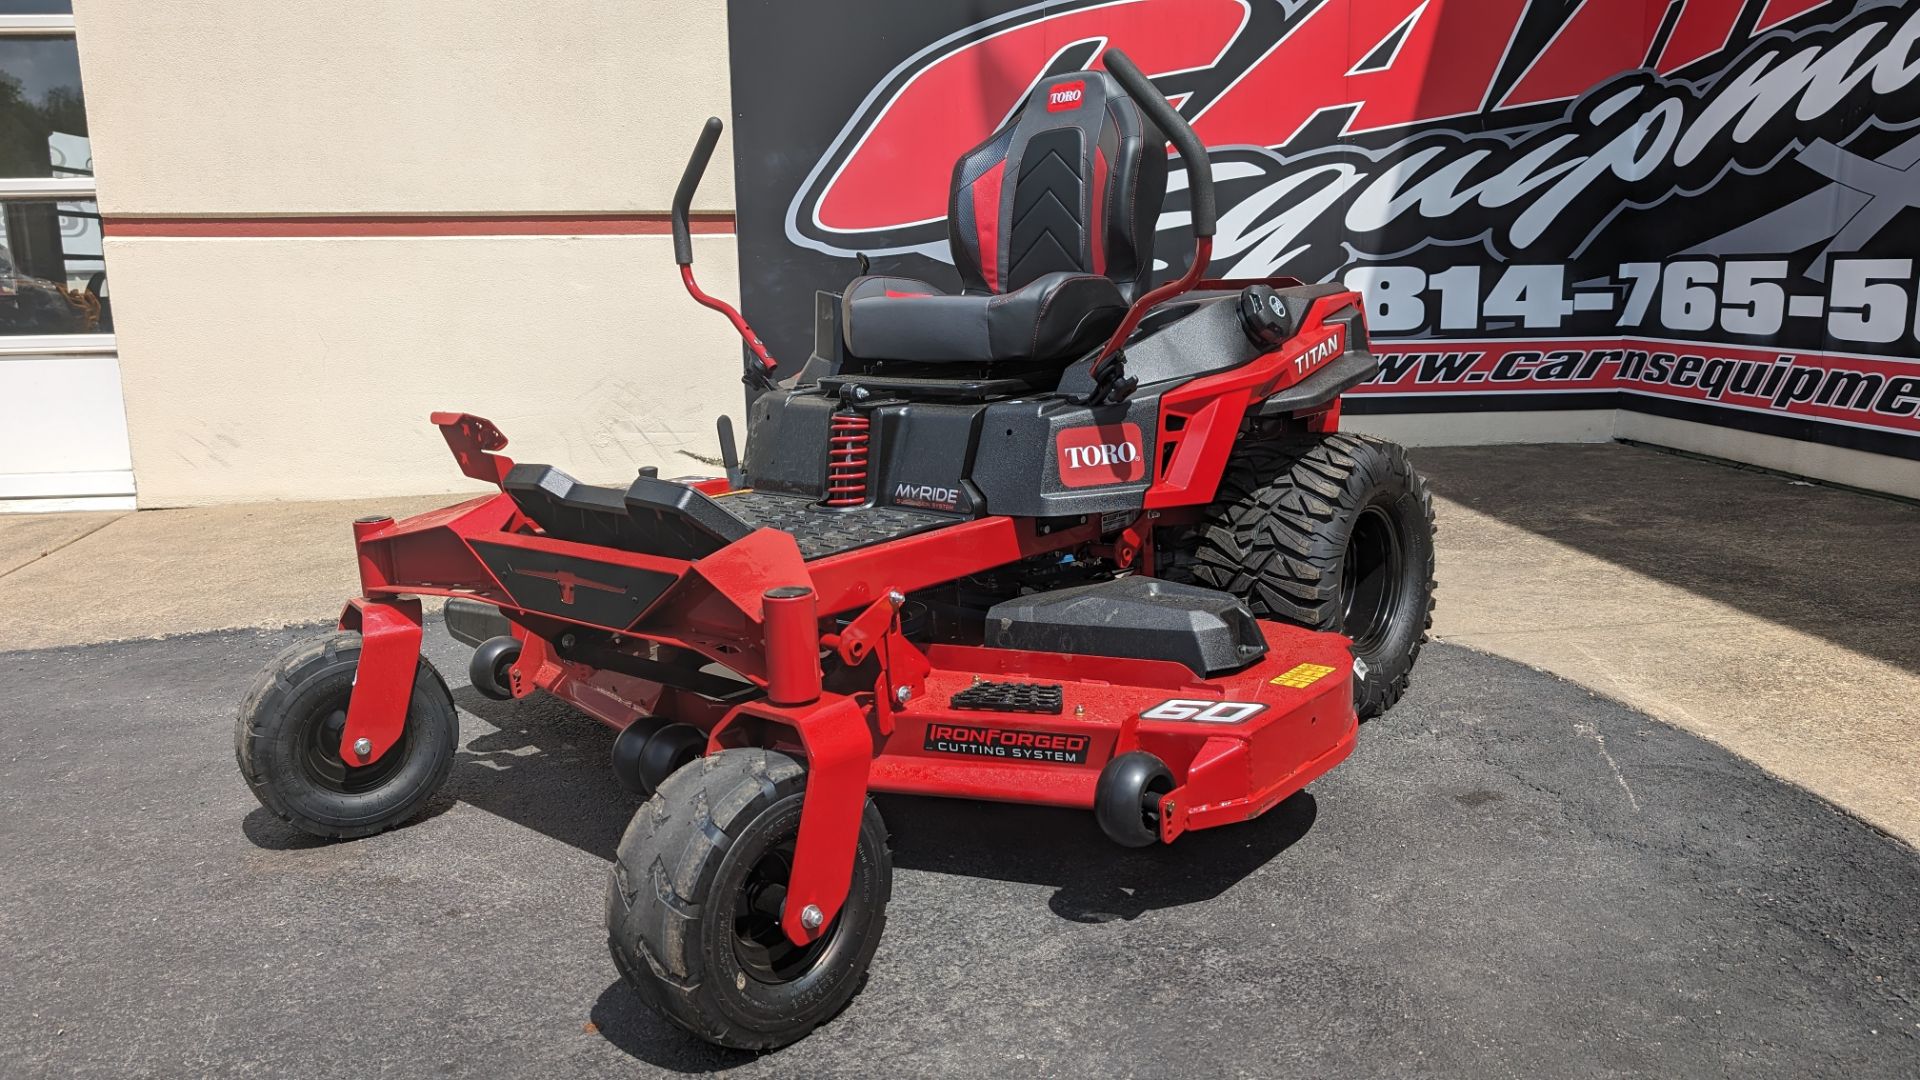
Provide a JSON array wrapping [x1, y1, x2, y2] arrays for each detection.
[[1237, 284, 1293, 350]]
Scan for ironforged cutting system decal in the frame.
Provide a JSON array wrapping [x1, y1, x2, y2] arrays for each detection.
[[727, 0, 1920, 459], [923, 722, 1094, 764]]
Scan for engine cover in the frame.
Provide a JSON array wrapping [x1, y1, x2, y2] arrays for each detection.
[[983, 577, 1267, 676]]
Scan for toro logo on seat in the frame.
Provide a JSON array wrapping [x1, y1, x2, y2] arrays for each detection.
[[1046, 80, 1084, 112], [1055, 422, 1145, 488]]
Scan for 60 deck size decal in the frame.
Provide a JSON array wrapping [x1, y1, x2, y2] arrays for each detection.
[[923, 722, 1091, 764], [1140, 699, 1268, 724]]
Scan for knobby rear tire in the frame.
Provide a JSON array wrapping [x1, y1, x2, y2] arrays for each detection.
[[1163, 432, 1437, 718]]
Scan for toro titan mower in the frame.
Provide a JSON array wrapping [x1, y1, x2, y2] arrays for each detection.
[[236, 51, 1435, 1049]]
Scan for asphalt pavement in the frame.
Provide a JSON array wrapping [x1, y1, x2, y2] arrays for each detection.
[[2, 620, 1916, 1078]]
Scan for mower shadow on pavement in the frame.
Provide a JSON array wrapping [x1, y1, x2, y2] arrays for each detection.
[[880, 789, 1318, 923], [439, 687, 1322, 926], [440, 687, 639, 858], [588, 981, 760, 1074], [240, 792, 460, 851], [573, 790, 1320, 1073]]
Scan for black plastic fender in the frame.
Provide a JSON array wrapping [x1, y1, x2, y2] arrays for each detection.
[[1257, 303, 1378, 417]]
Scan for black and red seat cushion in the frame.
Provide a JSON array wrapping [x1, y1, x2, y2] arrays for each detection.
[[842, 69, 1168, 364]]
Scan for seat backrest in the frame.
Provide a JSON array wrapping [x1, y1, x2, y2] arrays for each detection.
[[948, 69, 1167, 303]]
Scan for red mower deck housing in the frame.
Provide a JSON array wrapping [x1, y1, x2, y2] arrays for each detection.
[[338, 407, 1357, 942]]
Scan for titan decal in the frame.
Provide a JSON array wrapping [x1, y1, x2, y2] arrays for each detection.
[[1294, 327, 1345, 375], [730, 0, 1920, 460]]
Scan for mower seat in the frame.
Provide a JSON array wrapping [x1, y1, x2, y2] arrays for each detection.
[[842, 68, 1167, 365], [841, 272, 1125, 364]]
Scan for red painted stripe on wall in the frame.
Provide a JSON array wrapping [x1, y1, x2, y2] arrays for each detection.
[[102, 212, 737, 238]]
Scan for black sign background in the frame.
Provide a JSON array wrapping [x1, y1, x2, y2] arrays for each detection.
[[726, 0, 1920, 461]]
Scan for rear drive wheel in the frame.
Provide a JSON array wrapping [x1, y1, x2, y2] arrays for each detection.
[[235, 631, 459, 838], [606, 748, 891, 1050], [1163, 433, 1436, 718]]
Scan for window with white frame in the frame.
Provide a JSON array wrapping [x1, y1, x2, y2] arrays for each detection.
[[0, 1, 129, 513], [0, 2, 109, 349]]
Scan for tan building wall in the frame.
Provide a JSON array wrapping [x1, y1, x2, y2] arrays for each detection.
[[72, 1, 734, 214], [61, 2, 1920, 505], [72, 0, 744, 506], [106, 234, 748, 504]]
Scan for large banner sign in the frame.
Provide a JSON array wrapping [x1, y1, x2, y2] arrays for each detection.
[[726, 0, 1920, 460]]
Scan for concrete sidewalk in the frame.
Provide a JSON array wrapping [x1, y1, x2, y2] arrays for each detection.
[[4, 442, 1916, 844]]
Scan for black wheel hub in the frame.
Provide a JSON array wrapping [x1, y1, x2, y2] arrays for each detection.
[[732, 839, 836, 984], [299, 689, 411, 794], [1341, 504, 1405, 652]]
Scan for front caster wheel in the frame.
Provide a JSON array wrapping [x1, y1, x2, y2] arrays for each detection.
[[1095, 751, 1174, 847], [467, 635, 521, 701], [609, 718, 665, 796], [637, 723, 705, 793], [235, 631, 458, 839], [606, 748, 891, 1050]]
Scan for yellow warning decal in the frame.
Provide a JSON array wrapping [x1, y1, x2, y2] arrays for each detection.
[[1270, 662, 1336, 688]]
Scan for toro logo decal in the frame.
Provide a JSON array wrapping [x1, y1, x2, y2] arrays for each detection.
[[1055, 422, 1145, 488], [1046, 79, 1085, 112]]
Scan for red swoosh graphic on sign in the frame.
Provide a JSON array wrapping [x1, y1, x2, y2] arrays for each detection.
[[815, 0, 1249, 234]]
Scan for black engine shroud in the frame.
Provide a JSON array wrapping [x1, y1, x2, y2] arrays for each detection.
[[744, 285, 1371, 520]]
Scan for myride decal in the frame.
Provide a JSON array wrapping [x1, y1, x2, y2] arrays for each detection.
[[1055, 422, 1146, 488], [728, 0, 1920, 460]]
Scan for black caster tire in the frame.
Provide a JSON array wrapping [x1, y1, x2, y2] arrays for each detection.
[[467, 635, 521, 701], [1163, 433, 1437, 719], [235, 631, 458, 839], [637, 723, 705, 793], [607, 748, 891, 1050], [1095, 751, 1174, 847], [610, 718, 666, 796]]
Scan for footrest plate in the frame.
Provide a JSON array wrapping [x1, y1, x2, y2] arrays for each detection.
[[949, 680, 1064, 715]]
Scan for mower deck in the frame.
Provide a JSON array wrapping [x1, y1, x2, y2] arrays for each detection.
[[868, 629, 1356, 839]]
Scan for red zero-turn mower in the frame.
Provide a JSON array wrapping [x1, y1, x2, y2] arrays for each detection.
[[236, 53, 1435, 1049]]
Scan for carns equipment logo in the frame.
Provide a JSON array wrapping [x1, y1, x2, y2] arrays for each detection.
[[787, 0, 1903, 278], [1055, 422, 1146, 488], [771, 0, 1920, 457]]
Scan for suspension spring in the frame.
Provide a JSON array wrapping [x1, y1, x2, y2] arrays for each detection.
[[825, 412, 871, 507]]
